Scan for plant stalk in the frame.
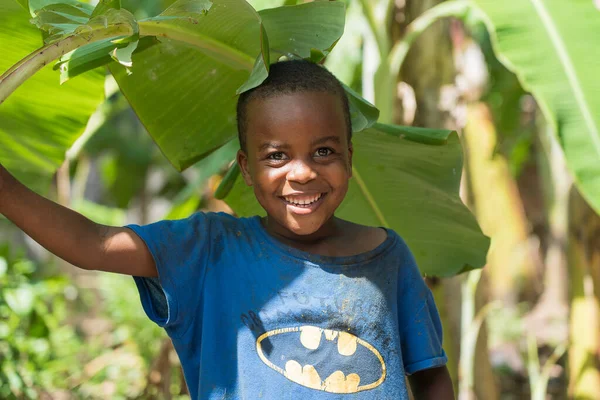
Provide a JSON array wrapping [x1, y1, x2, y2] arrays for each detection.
[[388, 0, 471, 75], [138, 20, 254, 70], [373, 0, 471, 123], [0, 24, 133, 105], [0, 19, 257, 107], [458, 269, 481, 400], [357, 0, 390, 58]]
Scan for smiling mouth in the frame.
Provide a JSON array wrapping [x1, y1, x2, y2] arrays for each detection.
[[281, 193, 325, 207]]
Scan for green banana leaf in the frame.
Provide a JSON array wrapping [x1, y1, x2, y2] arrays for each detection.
[[472, 0, 600, 214], [110, 0, 346, 171], [224, 123, 489, 277], [109, 0, 267, 171], [245, 0, 286, 10], [0, 0, 346, 183], [258, 1, 345, 63], [0, 0, 104, 191]]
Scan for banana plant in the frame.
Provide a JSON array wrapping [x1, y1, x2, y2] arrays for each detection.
[[470, 0, 600, 216], [0, 0, 489, 276], [466, 0, 600, 396]]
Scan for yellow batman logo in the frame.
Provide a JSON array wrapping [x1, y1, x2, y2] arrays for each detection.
[[256, 326, 386, 394]]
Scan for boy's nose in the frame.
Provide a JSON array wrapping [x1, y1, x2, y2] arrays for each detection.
[[286, 160, 317, 184]]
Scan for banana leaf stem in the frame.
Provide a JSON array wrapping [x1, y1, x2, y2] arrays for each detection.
[[0, 19, 256, 106], [388, 0, 471, 79], [357, 0, 390, 58], [0, 24, 133, 105], [138, 20, 254, 70]]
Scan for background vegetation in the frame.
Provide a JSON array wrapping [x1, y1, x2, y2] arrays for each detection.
[[1, 0, 599, 398]]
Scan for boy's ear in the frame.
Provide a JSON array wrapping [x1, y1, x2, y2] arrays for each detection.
[[237, 149, 253, 186]]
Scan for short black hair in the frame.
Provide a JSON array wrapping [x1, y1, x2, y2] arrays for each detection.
[[236, 59, 351, 152]]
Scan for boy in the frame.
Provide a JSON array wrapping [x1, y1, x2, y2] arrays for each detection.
[[0, 60, 453, 399]]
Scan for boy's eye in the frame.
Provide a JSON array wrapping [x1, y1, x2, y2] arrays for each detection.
[[267, 152, 287, 161], [315, 147, 333, 157]]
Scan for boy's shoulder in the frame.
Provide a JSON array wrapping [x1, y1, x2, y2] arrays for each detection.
[[333, 218, 394, 256], [180, 210, 249, 227], [148, 211, 254, 242]]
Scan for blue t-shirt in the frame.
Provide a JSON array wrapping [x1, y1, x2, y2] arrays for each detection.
[[127, 212, 447, 399]]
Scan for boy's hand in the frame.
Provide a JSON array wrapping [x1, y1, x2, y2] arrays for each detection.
[[408, 366, 455, 400], [0, 163, 157, 277]]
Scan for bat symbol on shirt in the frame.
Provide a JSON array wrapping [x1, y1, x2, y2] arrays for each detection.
[[256, 326, 386, 393]]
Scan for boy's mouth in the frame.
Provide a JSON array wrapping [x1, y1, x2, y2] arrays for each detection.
[[280, 193, 326, 214]]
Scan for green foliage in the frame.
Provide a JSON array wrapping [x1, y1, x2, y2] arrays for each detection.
[[97, 273, 166, 381], [0, 235, 169, 398], [0, 0, 105, 193], [2, 0, 348, 179], [110, 0, 347, 171], [0, 244, 77, 398], [472, 0, 600, 214], [31, 1, 138, 44], [258, 2, 345, 63]]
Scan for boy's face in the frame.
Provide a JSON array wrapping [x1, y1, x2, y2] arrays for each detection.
[[237, 91, 352, 236]]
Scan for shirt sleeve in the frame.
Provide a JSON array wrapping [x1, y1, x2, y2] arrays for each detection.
[[125, 212, 211, 337], [397, 237, 448, 375]]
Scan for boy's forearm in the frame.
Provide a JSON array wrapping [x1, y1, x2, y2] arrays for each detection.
[[408, 366, 455, 400], [0, 166, 110, 271]]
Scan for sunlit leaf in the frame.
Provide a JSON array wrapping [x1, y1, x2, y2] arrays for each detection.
[[0, 0, 106, 191], [473, 0, 600, 214], [110, 39, 139, 67], [344, 83, 379, 132], [258, 1, 345, 63], [111, 0, 344, 171], [246, 0, 285, 10], [31, 3, 91, 38], [56, 36, 156, 83], [108, 0, 263, 171], [30, 1, 138, 43]]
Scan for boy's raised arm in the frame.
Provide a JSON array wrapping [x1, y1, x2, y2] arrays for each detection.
[[0, 164, 157, 277]]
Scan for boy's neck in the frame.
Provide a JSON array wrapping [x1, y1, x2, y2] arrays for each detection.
[[262, 215, 342, 245], [260, 215, 388, 258]]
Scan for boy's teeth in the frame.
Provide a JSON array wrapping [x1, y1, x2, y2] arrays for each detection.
[[284, 193, 322, 205]]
